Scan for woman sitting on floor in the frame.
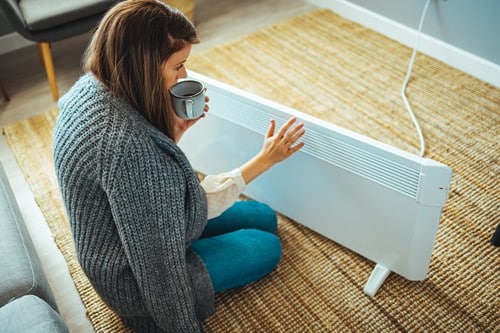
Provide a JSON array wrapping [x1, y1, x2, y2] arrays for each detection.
[[53, 0, 305, 332]]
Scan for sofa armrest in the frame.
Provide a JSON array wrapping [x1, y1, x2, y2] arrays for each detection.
[[0, 295, 69, 332], [0, 162, 58, 311]]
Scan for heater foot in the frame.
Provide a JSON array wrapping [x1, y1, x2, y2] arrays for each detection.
[[363, 264, 390, 297]]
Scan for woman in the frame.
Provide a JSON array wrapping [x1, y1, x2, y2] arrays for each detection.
[[53, 0, 305, 332]]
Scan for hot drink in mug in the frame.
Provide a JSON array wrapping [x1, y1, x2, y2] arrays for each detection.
[[170, 79, 205, 119]]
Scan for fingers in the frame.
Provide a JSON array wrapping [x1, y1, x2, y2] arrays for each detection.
[[204, 94, 210, 113], [285, 123, 305, 154], [266, 119, 276, 138], [277, 117, 297, 138], [270, 116, 306, 157], [279, 118, 305, 144], [288, 141, 305, 155], [287, 122, 305, 141]]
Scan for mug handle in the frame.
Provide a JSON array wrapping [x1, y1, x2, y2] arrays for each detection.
[[184, 99, 194, 118]]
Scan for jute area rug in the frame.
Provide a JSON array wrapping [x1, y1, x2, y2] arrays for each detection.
[[3, 9, 499, 332]]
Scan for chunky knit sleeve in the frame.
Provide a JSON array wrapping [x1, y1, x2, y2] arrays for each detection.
[[101, 133, 208, 332]]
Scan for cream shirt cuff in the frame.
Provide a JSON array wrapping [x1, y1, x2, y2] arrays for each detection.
[[200, 168, 246, 219]]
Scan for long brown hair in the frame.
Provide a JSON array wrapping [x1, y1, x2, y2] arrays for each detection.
[[84, 0, 199, 139]]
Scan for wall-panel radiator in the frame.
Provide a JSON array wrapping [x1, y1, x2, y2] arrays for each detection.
[[180, 72, 452, 296]]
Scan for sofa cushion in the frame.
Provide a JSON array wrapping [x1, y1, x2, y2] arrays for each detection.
[[0, 295, 68, 332], [0, 162, 57, 310]]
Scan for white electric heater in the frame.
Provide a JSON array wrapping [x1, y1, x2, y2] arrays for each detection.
[[180, 71, 452, 296]]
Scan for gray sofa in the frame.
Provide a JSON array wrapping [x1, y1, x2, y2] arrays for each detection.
[[0, 161, 69, 332]]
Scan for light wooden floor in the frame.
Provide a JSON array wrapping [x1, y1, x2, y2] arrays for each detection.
[[0, 1, 316, 331]]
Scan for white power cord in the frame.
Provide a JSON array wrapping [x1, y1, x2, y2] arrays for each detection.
[[401, 0, 432, 157]]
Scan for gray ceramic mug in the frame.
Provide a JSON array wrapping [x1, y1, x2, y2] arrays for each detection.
[[170, 79, 205, 119]]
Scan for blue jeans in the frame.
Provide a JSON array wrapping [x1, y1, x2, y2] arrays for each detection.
[[190, 200, 282, 293]]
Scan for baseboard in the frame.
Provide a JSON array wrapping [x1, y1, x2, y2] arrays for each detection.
[[0, 32, 33, 55], [308, 0, 500, 87]]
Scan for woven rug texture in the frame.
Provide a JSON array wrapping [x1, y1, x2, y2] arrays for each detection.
[[3, 8, 499, 332]]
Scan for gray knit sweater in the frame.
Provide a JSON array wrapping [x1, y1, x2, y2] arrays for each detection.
[[53, 73, 214, 332]]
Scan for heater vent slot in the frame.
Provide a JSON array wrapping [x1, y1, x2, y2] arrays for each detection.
[[214, 97, 420, 199]]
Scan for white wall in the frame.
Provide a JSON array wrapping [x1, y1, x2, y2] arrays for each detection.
[[308, 0, 500, 87]]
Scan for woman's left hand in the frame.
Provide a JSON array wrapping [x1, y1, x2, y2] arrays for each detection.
[[173, 94, 209, 143], [239, 117, 305, 185]]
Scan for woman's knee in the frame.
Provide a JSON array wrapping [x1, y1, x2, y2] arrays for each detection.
[[191, 228, 281, 292], [202, 200, 278, 238], [236, 201, 278, 234], [239, 228, 282, 271]]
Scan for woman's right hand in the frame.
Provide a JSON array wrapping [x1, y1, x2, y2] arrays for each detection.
[[173, 93, 210, 143], [240, 117, 305, 185]]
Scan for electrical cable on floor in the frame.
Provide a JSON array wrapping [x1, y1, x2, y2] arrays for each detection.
[[401, 0, 432, 157]]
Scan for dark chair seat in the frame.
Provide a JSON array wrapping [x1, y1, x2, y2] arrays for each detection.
[[20, 0, 116, 32], [0, 0, 120, 100]]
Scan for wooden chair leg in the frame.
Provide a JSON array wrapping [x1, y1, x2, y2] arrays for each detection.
[[0, 81, 10, 102], [37, 42, 59, 101]]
